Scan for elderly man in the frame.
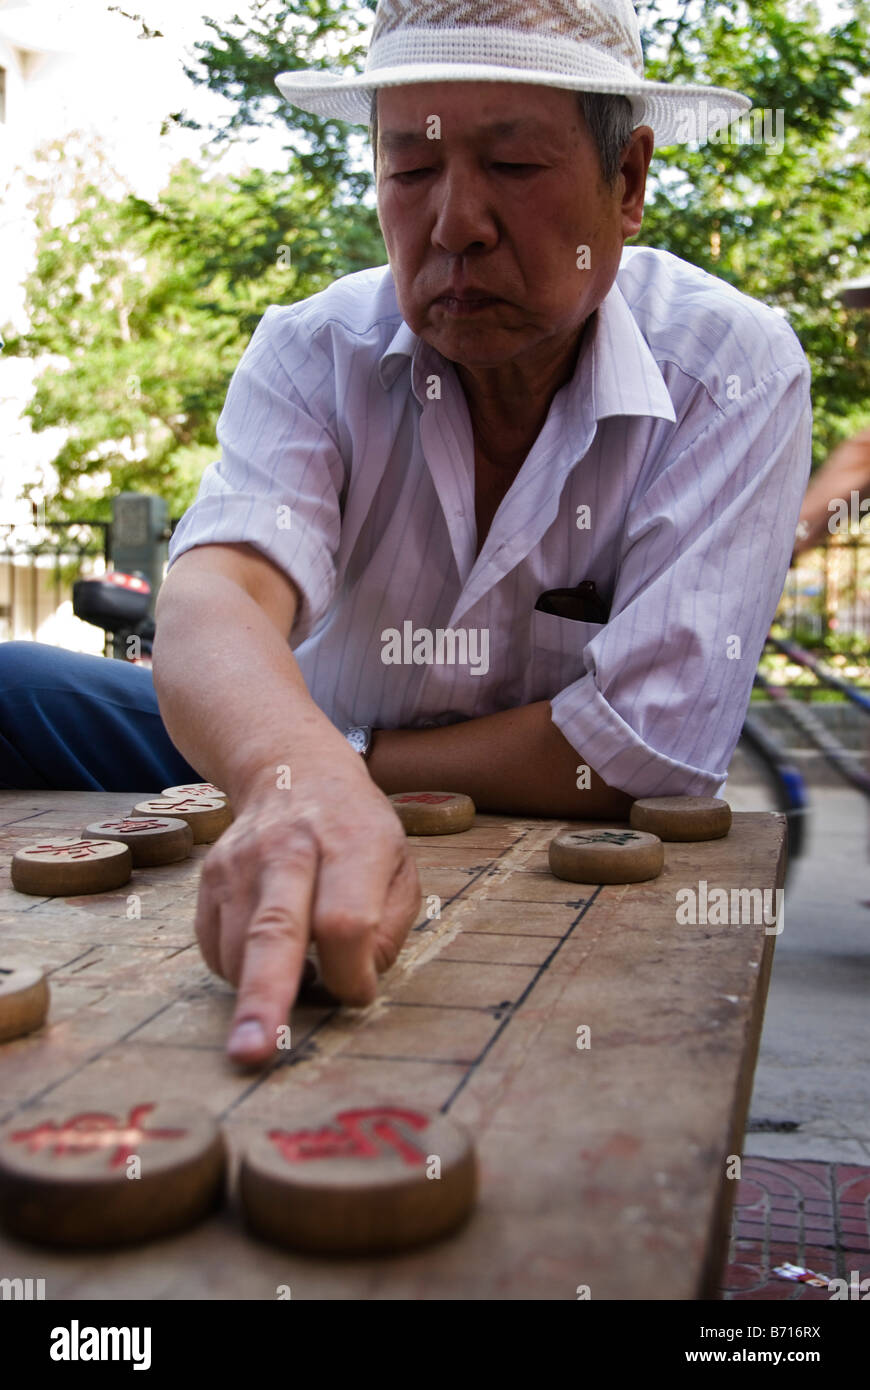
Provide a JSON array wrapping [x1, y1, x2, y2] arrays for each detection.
[[0, 0, 811, 1065]]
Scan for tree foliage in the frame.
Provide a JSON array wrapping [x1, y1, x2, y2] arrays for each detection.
[[4, 0, 868, 515], [4, 125, 382, 517], [633, 0, 870, 462]]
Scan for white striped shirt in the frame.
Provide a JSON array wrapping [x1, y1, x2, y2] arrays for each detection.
[[167, 245, 811, 797]]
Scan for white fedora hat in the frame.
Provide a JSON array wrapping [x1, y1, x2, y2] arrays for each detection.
[[275, 0, 751, 147]]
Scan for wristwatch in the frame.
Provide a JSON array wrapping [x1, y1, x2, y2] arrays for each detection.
[[344, 725, 373, 760]]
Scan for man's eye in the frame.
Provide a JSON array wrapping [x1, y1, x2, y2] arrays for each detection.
[[493, 163, 540, 173], [392, 169, 433, 182]]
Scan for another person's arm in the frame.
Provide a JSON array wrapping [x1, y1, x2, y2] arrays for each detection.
[[794, 427, 870, 554]]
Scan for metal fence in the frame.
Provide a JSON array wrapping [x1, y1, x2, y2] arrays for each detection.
[[779, 533, 870, 643], [0, 522, 109, 645]]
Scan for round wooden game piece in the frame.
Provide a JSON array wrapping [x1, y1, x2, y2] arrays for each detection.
[[81, 816, 195, 868], [130, 797, 231, 844], [629, 796, 732, 842], [162, 782, 230, 808], [0, 1100, 226, 1247], [0, 963, 49, 1043], [389, 791, 476, 836], [10, 838, 132, 897], [239, 1103, 477, 1255], [548, 828, 664, 884]]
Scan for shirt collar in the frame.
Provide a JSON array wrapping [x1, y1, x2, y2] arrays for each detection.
[[377, 270, 676, 425], [377, 316, 422, 393]]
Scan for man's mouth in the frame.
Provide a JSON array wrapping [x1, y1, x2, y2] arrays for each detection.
[[434, 293, 502, 316]]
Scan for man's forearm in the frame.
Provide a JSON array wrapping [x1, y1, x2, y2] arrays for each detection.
[[367, 700, 633, 819], [152, 569, 357, 804]]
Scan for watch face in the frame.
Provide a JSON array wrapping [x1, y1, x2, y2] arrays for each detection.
[[346, 726, 370, 756]]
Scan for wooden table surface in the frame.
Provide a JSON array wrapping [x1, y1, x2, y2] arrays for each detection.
[[0, 791, 785, 1300]]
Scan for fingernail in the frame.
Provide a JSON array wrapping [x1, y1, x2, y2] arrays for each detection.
[[228, 1019, 267, 1055]]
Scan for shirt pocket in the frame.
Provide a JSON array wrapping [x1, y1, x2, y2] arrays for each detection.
[[524, 610, 606, 702]]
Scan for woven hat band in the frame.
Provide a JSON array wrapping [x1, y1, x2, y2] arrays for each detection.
[[366, 29, 645, 87]]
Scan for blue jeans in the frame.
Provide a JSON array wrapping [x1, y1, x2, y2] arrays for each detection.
[[0, 641, 201, 791]]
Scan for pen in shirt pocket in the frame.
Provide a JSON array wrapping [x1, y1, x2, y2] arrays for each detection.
[[534, 580, 610, 624]]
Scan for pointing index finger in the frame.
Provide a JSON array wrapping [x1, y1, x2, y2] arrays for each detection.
[[227, 865, 314, 1065]]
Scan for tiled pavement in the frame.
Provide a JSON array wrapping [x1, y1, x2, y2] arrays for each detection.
[[720, 1157, 870, 1299]]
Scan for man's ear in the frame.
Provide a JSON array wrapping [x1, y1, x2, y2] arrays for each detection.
[[620, 126, 654, 240]]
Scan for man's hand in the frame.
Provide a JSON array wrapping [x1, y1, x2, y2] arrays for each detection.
[[152, 543, 422, 1067], [195, 765, 421, 1066]]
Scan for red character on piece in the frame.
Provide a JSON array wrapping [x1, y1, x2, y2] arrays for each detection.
[[100, 819, 165, 832], [32, 841, 102, 858], [268, 1107, 430, 1167], [394, 793, 453, 805], [10, 1102, 186, 1169]]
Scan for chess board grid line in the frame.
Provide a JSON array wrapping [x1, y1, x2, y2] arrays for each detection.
[[439, 884, 604, 1114], [60, 952, 131, 979], [408, 824, 545, 933], [43, 945, 99, 975], [438, 954, 559, 967], [403, 825, 563, 973], [218, 1006, 342, 1121], [0, 994, 183, 1123], [319, 1051, 483, 1067], [378, 999, 507, 1014], [409, 863, 502, 931], [27, 940, 194, 957], [99, 1040, 232, 1052], [444, 929, 564, 939], [474, 891, 593, 906], [0, 807, 56, 830]]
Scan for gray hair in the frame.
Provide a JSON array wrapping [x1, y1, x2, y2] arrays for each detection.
[[369, 88, 636, 187]]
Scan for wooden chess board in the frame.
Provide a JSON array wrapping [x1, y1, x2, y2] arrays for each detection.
[[0, 791, 785, 1300]]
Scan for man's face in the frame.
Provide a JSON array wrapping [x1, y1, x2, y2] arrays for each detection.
[[376, 82, 650, 372]]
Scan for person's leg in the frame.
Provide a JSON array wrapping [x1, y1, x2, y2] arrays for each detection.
[[0, 642, 201, 791]]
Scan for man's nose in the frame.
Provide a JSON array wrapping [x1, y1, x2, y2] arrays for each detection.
[[430, 167, 499, 254]]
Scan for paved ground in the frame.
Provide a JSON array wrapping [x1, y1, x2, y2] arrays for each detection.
[[724, 748, 870, 1166], [719, 741, 869, 1297], [721, 1158, 870, 1299]]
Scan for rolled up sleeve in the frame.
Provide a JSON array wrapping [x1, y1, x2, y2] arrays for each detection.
[[167, 307, 344, 646], [550, 359, 812, 797]]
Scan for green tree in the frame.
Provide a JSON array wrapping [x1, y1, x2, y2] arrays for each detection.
[[3, 128, 381, 516], [633, 0, 870, 463], [177, 0, 379, 203]]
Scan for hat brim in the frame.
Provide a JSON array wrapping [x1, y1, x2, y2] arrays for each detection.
[[275, 66, 751, 147]]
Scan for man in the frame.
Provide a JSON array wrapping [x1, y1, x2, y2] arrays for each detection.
[[0, 0, 811, 1066]]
